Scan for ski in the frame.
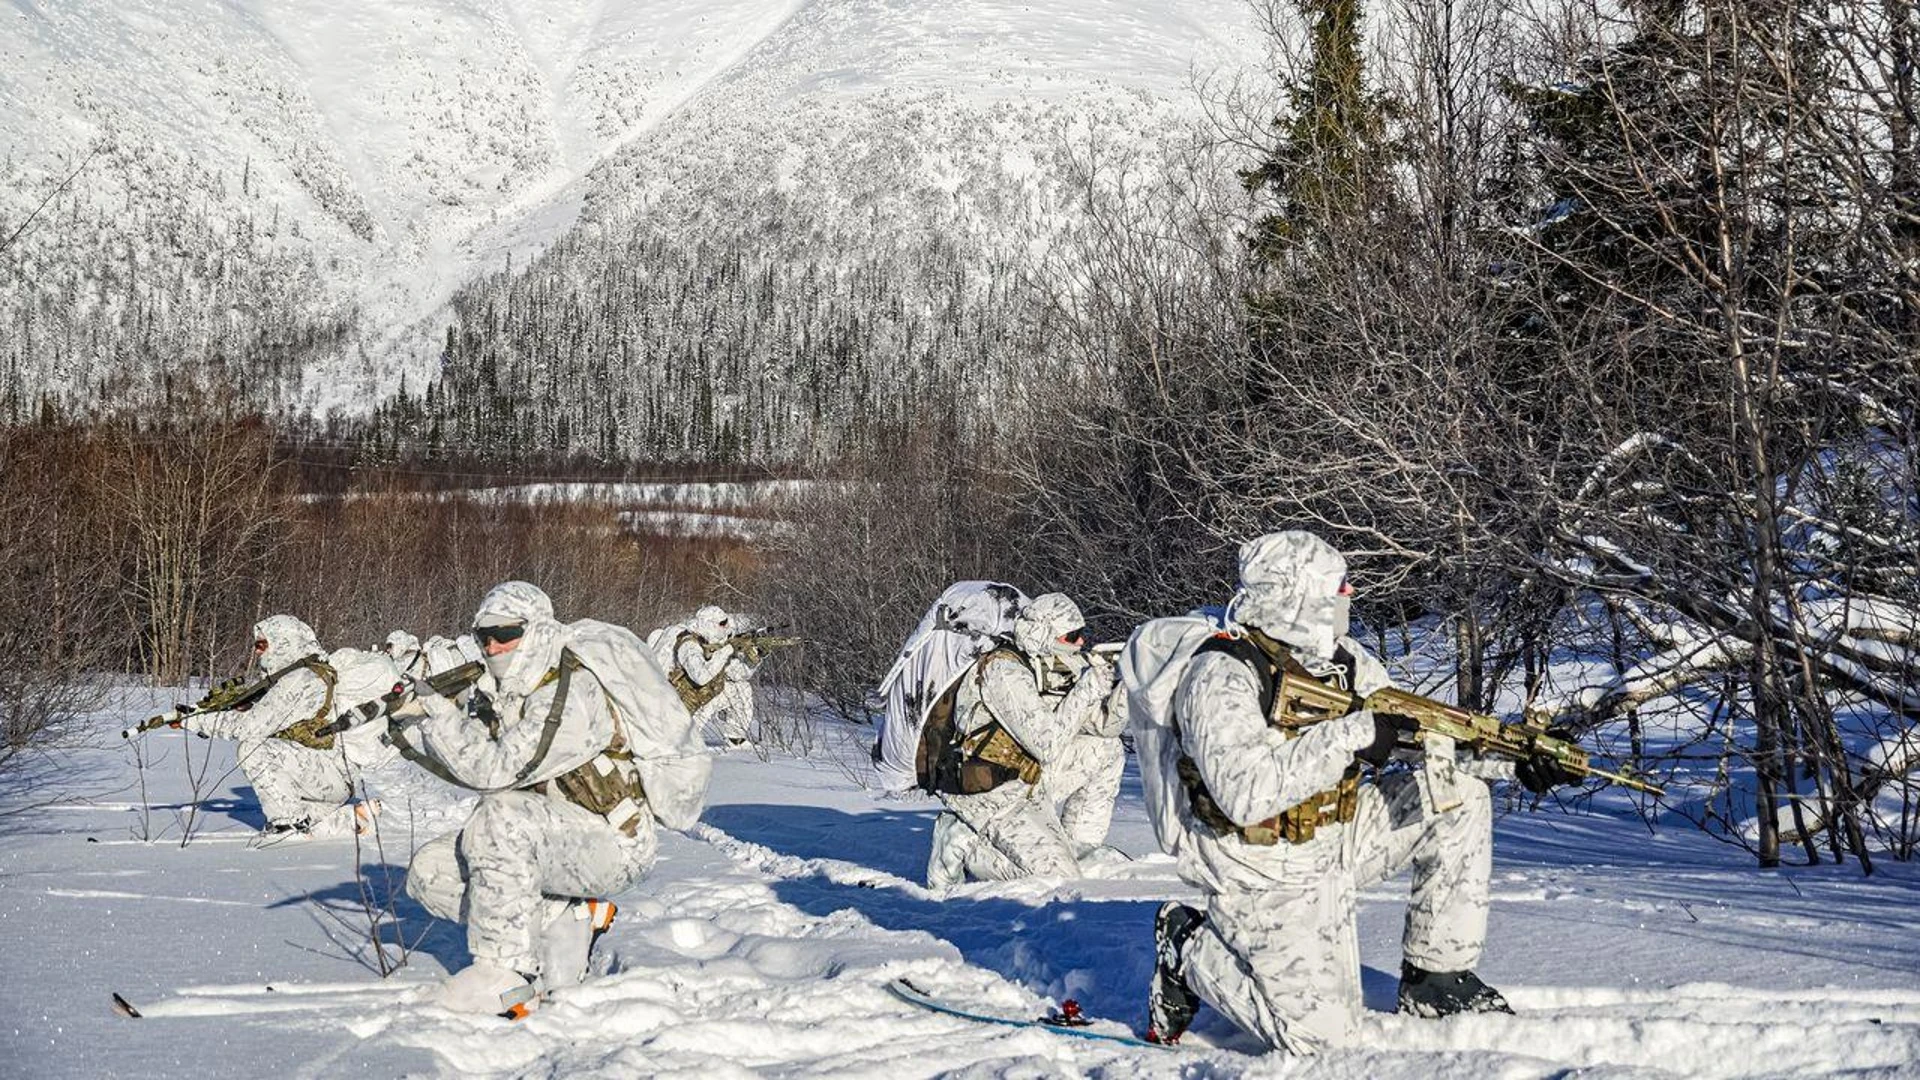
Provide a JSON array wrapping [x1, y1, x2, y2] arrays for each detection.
[[110, 979, 430, 1019], [885, 977, 1171, 1050]]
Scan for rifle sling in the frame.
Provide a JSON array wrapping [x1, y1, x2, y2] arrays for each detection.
[[514, 651, 583, 785], [387, 722, 479, 790]]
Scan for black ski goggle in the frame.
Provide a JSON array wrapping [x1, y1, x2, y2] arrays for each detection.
[[474, 623, 527, 647]]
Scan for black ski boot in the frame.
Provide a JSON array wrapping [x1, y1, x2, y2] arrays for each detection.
[[1397, 961, 1514, 1018], [1145, 901, 1206, 1044]]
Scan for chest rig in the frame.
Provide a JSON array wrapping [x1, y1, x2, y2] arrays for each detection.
[[1178, 634, 1363, 845], [267, 657, 341, 750], [392, 651, 649, 837], [918, 647, 1046, 796], [667, 631, 730, 712]]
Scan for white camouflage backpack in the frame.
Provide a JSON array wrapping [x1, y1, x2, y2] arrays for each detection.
[[566, 619, 712, 830], [1121, 613, 1230, 858], [873, 581, 1029, 793], [324, 647, 406, 770]]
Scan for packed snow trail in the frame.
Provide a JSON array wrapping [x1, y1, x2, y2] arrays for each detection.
[[4, 695, 1920, 1078]]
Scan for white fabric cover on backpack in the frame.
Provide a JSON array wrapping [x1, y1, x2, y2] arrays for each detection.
[[325, 647, 405, 769], [874, 581, 1029, 792], [1121, 613, 1228, 859], [420, 634, 482, 678], [566, 618, 712, 830]]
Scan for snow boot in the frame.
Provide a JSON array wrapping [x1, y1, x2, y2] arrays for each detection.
[[925, 812, 974, 891], [538, 898, 619, 990], [433, 961, 539, 1019], [1145, 901, 1205, 1045], [303, 799, 382, 840], [1397, 961, 1514, 1018]]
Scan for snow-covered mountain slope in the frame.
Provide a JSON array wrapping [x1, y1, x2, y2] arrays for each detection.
[[0, 0, 1259, 411]]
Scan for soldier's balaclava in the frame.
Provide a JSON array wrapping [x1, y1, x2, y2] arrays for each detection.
[[691, 604, 732, 646], [254, 614, 322, 673], [1230, 531, 1351, 661], [473, 580, 562, 695]]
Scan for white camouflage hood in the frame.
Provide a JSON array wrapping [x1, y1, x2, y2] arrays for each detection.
[[690, 604, 732, 646], [383, 629, 421, 658], [473, 580, 563, 695], [1230, 531, 1351, 661], [1012, 593, 1085, 659], [254, 614, 322, 673]]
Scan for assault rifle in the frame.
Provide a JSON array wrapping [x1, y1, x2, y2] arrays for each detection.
[[1364, 687, 1664, 797], [311, 660, 488, 740], [121, 676, 264, 740], [731, 627, 802, 666], [1280, 663, 1663, 796]]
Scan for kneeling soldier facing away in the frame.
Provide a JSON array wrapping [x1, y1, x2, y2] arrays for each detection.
[[1142, 532, 1581, 1051]]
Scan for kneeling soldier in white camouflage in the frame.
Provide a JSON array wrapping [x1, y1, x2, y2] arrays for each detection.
[[396, 582, 662, 1017], [923, 593, 1114, 888], [179, 615, 376, 838], [1142, 532, 1577, 1050]]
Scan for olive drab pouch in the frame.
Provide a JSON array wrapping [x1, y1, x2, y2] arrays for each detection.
[[542, 726, 648, 838], [269, 658, 341, 750], [917, 648, 1043, 796]]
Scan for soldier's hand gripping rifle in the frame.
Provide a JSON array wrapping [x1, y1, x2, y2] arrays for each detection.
[[1361, 687, 1665, 797], [121, 676, 267, 740]]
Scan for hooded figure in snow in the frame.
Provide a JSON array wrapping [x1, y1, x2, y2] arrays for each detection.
[[397, 582, 648, 1018], [180, 615, 375, 838], [924, 592, 1114, 888], [1144, 531, 1574, 1052], [381, 629, 425, 676], [660, 604, 761, 747]]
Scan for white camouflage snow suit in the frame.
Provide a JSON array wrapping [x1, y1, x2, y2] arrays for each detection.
[[926, 594, 1114, 887], [1044, 680, 1128, 853], [1163, 533, 1494, 1053], [675, 605, 759, 746], [182, 615, 354, 832], [401, 582, 658, 1001]]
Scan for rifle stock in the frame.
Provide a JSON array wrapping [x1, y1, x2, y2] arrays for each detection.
[[313, 661, 490, 740]]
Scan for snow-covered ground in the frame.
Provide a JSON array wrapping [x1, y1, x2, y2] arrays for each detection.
[[5, 687, 1920, 1078]]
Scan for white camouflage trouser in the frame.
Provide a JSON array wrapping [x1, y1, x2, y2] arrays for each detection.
[[237, 737, 352, 827], [695, 679, 756, 745], [407, 790, 658, 976], [1185, 770, 1492, 1053], [1045, 734, 1125, 850], [927, 782, 1080, 887]]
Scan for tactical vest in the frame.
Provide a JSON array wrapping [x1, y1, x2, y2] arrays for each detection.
[[267, 657, 341, 750], [1178, 635, 1363, 846], [667, 631, 729, 712], [916, 647, 1045, 796], [506, 651, 650, 837]]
